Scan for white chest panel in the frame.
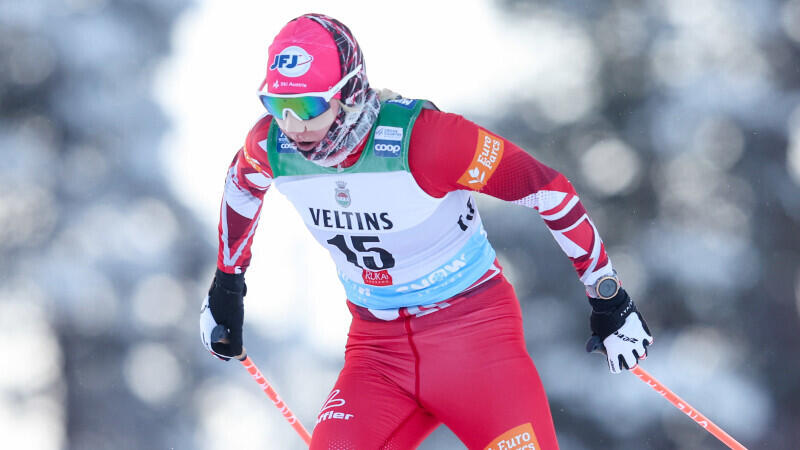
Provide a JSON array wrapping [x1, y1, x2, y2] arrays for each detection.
[[273, 171, 496, 309]]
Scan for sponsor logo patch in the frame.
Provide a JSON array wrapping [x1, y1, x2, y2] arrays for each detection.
[[276, 130, 297, 154], [316, 389, 355, 425], [374, 126, 403, 158], [457, 129, 504, 190], [362, 269, 393, 286], [334, 181, 351, 208], [269, 46, 313, 77], [484, 423, 540, 450], [387, 98, 417, 108]]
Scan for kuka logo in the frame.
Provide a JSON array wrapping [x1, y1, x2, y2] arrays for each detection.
[[363, 269, 393, 286], [269, 46, 313, 77]]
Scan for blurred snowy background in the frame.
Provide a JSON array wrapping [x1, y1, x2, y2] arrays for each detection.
[[1, 0, 799, 448]]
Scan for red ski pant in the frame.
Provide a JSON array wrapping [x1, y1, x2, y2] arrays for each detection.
[[309, 275, 559, 449]]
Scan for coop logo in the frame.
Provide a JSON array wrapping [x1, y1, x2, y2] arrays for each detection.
[[375, 143, 400, 154], [374, 126, 403, 157], [276, 130, 297, 153], [387, 98, 417, 109], [269, 46, 314, 77]]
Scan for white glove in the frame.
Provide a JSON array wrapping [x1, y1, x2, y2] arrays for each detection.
[[600, 313, 653, 374], [586, 289, 653, 374]]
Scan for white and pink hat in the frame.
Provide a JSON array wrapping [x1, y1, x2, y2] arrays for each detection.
[[258, 14, 377, 167], [261, 16, 342, 97], [260, 14, 370, 107]]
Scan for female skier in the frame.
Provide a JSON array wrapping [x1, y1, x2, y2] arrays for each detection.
[[200, 13, 652, 450]]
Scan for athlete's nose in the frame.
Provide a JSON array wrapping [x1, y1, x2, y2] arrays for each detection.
[[281, 113, 306, 133]]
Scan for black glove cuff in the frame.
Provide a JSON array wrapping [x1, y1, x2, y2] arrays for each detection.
[[589, 289, 636, 340], [588, 287, 629, 312], [214, 269, 246, 295]]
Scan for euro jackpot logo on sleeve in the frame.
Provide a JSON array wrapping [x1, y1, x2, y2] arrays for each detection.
[[484, 423, 540, 450], [457, 129, 504, 190]]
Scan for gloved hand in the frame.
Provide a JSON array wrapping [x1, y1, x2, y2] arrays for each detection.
[[200, 269, 246, 361], [585, 288, 652, 374]]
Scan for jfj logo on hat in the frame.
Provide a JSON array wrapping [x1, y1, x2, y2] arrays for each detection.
[[269, 46, 314, 77]]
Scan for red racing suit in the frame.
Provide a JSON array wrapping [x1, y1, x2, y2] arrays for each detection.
[[217, 107, 614, 449]]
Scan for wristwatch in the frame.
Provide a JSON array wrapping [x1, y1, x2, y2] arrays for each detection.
[[586, 271, 621, 300]]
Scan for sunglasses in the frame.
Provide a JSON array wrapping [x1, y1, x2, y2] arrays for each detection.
[[259, 64, 362, 121]]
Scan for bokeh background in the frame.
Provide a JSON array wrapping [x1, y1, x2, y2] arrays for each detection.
[[2, 0, 799, 448]]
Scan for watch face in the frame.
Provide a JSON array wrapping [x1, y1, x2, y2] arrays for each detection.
[[598, 278, 618, 298]]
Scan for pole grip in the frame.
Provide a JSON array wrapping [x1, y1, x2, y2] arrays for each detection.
[[211, 324, 247, 360]]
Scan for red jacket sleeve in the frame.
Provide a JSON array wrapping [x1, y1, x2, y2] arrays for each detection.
[[217, 116, 274, 274], [408, 109, 613, 286]]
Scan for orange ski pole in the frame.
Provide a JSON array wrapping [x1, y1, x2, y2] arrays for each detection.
[[212, 326, 312, 446], [237, 354, 312, 446], [588, 336, 746, 449], [630, 365, 746, 449]]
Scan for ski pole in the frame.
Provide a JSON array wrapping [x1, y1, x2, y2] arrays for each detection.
[[212, 325, 312, 446], [587, 336, 747, 450]]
